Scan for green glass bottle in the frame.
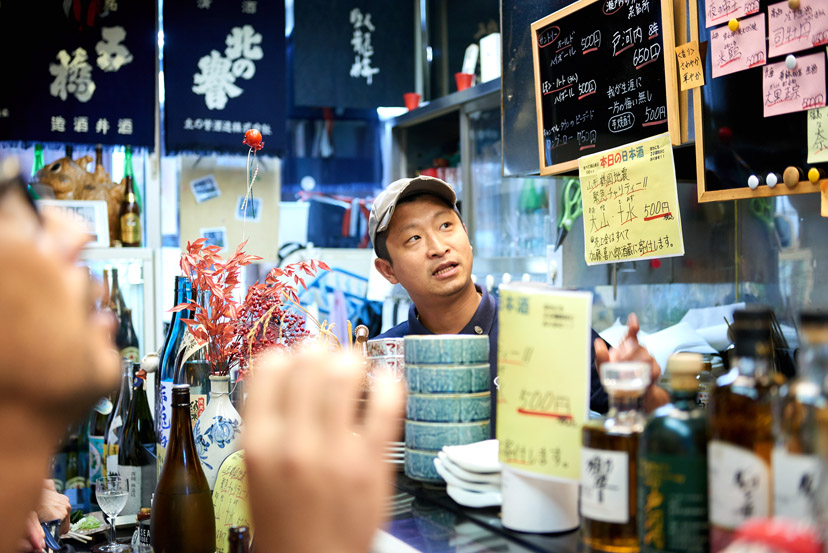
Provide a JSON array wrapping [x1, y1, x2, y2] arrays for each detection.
[[638, 353, 708, 553], [28, 144, 44, 199]]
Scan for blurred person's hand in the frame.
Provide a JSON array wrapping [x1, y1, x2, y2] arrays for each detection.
[[0, 170, 120, 553], [594, 313, 669, 412], [244, 347, 404, 553], [36, 480, 71, 535], [16, 511, 45, 552]]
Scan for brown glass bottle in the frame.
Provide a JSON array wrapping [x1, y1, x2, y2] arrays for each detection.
[[228, 526, 251, 553], [119, 146, 141, 247], [581, 362, 650, 553], [707, 307, 775, 553], [151, 385, 215, 553]]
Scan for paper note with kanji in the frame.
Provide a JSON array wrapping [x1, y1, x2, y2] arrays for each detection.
[[213, 450, 252, 553], [763, 51, 827, 117], [497, 283, 592, 481], [808, 106, 828, 162], [676, 41, 705, 90], [578, 132, 684, 265]]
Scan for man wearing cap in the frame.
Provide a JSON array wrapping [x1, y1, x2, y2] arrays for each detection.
[[369, 176, 668, 431]]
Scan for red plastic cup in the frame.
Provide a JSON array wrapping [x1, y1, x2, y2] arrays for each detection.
[[455, 72, 474, 91], [403, 92, 421, 111]]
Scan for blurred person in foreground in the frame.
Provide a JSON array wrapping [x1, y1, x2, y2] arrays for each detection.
[[0, 159, 406, 553], [0, 160, 121, 552]]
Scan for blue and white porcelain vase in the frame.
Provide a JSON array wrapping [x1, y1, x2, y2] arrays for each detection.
[[193, 374, 243, 490]]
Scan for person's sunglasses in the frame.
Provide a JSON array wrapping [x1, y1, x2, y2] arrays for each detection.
[[0, 157, 41, 221]]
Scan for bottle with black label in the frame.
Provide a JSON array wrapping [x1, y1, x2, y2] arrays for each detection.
[[106, 360, 132, 476], [638, 353, 708, 553]]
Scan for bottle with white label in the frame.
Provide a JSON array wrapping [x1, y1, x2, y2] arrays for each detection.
[[173, 289, 210, 429], [119, 365, 156, 515], [156, 276, 192, 476], [773, 311, 828, 525], [707, 306, 776, 553], [581, 361, 651, 553]]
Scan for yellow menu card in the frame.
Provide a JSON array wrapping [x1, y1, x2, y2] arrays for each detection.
[[579, 132, 684, 265], [213, 450, 252, 553], [497, 283, 593, 481]]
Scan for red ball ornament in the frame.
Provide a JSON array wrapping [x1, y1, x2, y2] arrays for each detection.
[[243, 129, 264, 151]]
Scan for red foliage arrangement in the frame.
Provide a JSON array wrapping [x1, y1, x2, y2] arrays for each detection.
[[171, 238, 329, 377], [172, 128, 329, 377]]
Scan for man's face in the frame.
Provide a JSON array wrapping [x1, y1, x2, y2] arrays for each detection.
[[374, 195, 473, 303]]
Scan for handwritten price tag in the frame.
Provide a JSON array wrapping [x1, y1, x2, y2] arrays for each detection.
[[763, 51, 826, 117], [497, 284, 592, 481], [706, 0, 760, 28], [710, 13, 767, 78], [768, 0, 828, 58], [578, 132, 684, 265], [675, 41, 705, 90], [213, 451, 252, 553]]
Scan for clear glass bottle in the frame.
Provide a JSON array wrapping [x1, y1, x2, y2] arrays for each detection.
[[638, 353, 708, 553], [174, 288, 210, 426], [581, 361, 651, 553], [772, 311, 828, 525], [707, 306, 776, 553]]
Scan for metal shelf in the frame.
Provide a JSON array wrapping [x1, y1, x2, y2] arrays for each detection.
[[390, 78, 500, 128]]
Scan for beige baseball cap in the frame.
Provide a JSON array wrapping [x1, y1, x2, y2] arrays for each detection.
[[368, 176, 458, 247]]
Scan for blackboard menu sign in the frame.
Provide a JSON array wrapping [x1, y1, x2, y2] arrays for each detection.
[[530, 0, 681, 175]]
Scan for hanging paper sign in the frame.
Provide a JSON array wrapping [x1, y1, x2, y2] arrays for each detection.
[[0, 2, 156, 146], [293, 0, 416, 109], [762, 51, 827, 117], [163, 1, 286, 154], [578, 132, 685, 265]]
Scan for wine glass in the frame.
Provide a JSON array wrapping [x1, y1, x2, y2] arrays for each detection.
[[95, 476, 129, 552]]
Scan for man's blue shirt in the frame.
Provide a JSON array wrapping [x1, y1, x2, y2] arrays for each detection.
[[375, 286, 609, 435]]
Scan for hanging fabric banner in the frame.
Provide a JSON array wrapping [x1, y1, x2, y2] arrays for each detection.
[[163, 0, 286, 155], [293, 0, 415, 109], [0, 2, 156, 147]]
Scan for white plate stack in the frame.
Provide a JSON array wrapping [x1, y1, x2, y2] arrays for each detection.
[[385, 440, 405, 466], [433, 439, 502, 508]]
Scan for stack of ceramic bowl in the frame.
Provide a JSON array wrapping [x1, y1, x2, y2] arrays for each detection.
[[366, 337, 406, 467], [403, 335, 491, 483]]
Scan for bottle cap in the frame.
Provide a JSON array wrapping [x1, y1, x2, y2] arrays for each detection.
[[732, 306, 773, 356], [599, 361, 651, 394], [666, 352, 703, 391], [171, 384, 190, 405]]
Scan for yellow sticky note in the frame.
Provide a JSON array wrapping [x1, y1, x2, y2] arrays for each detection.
[[213, 450, 252, 553], [579, 132, 684, 265], [497, 283, 593, 481], [807, 107, 828, 163], [675, 41, 705, 91]]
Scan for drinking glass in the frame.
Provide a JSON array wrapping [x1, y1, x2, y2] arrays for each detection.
[[95, 476, 129, 552]]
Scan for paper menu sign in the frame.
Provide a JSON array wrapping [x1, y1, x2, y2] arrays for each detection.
[[763, 52, 827, 117], [213, 450, 252, 553], [578, 132, 684, 265], [807, 106, 828, 162], [706, 0, 760, 28], [710, 14, 767, 78], [676, 41, 706, 90], [497, 284, 592, 481], [768, 0, 828, 58]]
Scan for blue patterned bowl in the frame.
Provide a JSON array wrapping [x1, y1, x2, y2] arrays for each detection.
[[406, 392, 490, 423], [404, 448, 443, 483], [404, 335, 489, 365], [405, 419, 491, 451], [405, 363, 490, 394]]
